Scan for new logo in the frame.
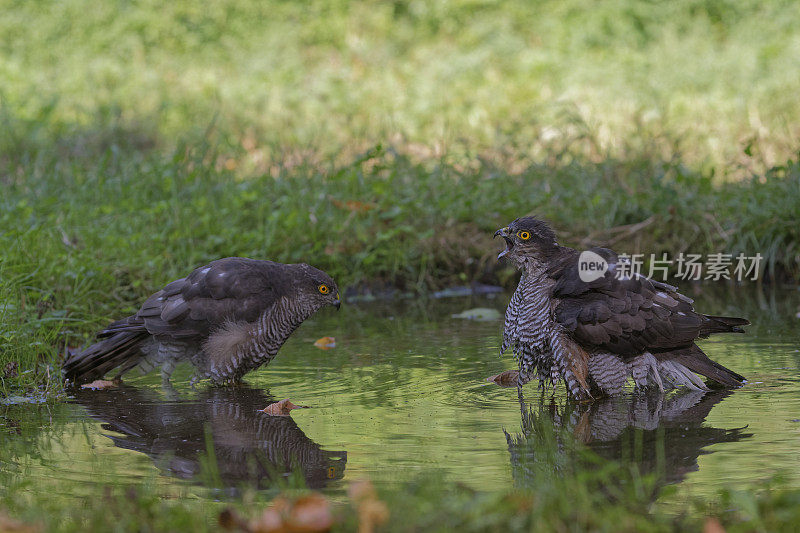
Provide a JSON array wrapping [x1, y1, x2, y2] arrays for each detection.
[[578, 250, 608, 282]]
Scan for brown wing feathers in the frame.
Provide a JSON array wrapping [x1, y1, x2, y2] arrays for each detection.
[[134, 258, 288, 340], [62, 330, 149, 382], [699, 315, 750, 336], [551, 248, 747, 388], [64, 258, 294, 383], [667, 345, 746, 388]]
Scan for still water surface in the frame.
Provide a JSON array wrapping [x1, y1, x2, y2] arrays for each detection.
[[2, 286, 799, 506]]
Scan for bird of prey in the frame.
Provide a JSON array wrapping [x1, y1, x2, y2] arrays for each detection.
[[63, 258, 340, 385], [494, 217, 748, 400]]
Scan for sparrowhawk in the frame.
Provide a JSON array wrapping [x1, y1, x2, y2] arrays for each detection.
[[63, 257, 340, 384], [495, 217, 747, 400]]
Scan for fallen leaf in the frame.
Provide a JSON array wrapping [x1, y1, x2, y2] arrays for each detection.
[[486, 370, 519, 387], [313, 336, 336, 350], [80, 378, 120, 390], [260, 399, 309, 416], [348, 480, 389, 533], [451, 307, 502, 321], [221, 494, 333, 533], [249, 505, 283, 533], [284, 493, 334, 532]]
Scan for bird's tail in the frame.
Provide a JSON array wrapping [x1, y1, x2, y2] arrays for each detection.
[[700, 314, 750, 336], [63, 328, 148, 384], [672, 344, 745, 389]]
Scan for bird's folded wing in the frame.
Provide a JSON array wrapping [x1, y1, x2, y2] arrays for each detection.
[[136, 258, 290, 340], [549, 248, 702, 357]]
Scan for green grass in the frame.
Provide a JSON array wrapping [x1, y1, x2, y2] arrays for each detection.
[[2, 0, 800, 169], [4, 476, 798, 532]]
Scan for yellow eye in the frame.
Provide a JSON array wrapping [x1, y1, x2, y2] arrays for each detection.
[[318, 284, 330, 294], [518, 230, 531, 240]]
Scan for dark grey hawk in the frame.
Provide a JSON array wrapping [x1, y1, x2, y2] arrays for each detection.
[[495, 217, 747, 400], [63, 258, 340, 385]]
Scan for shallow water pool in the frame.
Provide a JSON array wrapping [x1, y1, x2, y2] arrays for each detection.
[[1, 285, 799, 508]]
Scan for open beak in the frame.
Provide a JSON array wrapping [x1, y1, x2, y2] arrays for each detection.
[[333, 293, 341, 310], [494, 227, 513, 259]]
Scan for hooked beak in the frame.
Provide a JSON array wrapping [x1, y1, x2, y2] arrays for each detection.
[[494, 227, 512, 259], [333, 292, 341, 310]]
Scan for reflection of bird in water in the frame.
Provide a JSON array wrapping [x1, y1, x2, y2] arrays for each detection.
[[72, 385, 346, 489], [505, 390, 751, 487]]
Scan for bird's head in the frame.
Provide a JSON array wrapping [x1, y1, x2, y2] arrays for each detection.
[[494, 216, 558, 268], [295, 264, 341, 311]]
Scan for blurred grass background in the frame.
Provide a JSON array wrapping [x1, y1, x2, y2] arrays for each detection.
[[1, 0, 800, 392], [2, 0, 799, 167]]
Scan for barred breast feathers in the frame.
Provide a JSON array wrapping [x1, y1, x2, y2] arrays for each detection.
[[501, 267, 564, 388], [202, 297, 312, 382]]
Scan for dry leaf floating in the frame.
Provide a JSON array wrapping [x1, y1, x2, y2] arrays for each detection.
[[313, 336, 336, 350], [260, 399, 309, 416], [486, 370, 520, 387], [80, 378, 120, 390]]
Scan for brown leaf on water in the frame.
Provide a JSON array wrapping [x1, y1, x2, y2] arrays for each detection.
[[348, 480, 389, 533], [260, 399, 309, 416], [486, 370, 519, 387], [80, 378, 120, 390], [313, 336, 336, 350]]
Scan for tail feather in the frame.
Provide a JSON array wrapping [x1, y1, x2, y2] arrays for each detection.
[[672, 344, 745, 388], [63, 330, 148, 383], [700, 315, 750, 336]]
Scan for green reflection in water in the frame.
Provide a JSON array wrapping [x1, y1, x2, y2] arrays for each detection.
[[1, 286, 799, 510]]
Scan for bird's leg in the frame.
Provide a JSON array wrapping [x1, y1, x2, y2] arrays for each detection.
[[226, 376, 245, 388], [160, 374, 180, 402], [159, 361, 181, 400], [160, 359, 176, 383]]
